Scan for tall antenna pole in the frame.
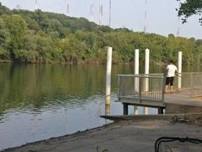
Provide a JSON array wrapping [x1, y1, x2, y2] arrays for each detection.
[[89, 3, 95, 21], [176, 17, 180, 36], [176, 2, 181, 36], [98, 0, 101, 25], [144, 0, 148, 33], [66, 0, 70, 15], [98, 0, 103, 25], [35, 0, 38, 11], [16, 4, 21, 10], [109, 0, 111, 27]]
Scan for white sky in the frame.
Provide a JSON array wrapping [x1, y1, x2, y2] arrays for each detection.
[[1, 0, 202, 39]]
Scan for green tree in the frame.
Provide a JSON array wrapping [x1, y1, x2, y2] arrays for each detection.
[[3, 15, 27, 60], [177, 0, 202, 24], [0, 3, 201, 64], [0, 17, 10, 59]]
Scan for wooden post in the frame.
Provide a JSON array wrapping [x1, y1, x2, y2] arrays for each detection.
[[178, 51, 182, 90], [105, 47, 112, 105], [144, 49, 150, 115]]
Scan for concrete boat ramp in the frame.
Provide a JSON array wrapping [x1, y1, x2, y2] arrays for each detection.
[[2, 113, 202, 152]]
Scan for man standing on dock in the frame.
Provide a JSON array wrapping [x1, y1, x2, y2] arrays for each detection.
[[165, 60, 178, 93]]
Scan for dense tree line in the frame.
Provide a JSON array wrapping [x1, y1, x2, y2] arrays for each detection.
[[0, 3, 202, 64]]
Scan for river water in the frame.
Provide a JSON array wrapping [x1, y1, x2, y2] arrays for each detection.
[[0, 63, 190, 150]]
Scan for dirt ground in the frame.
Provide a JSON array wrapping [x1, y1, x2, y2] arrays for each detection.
[[2, 115, 202, 152]]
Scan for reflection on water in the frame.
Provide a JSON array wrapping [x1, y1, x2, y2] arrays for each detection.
[[0, 64, 128, 150], [0, 94, 121, 150], [0, 64, 160, 150]]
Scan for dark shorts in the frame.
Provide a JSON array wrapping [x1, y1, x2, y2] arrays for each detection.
[[166, 77, 174, 86]]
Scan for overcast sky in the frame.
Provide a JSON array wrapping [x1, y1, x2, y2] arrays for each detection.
[[1, 0, 202, 39]]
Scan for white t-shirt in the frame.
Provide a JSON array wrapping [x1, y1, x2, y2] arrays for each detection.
[[166, 64, 177, 77]]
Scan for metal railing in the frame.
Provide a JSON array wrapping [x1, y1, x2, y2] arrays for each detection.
[[118, 74, 165, 105], [180, 72, 202, 88], [118, 72, 202, 104], [179, 72, 202, 96]]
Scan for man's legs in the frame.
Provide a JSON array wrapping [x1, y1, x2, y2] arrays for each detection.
[[165, 77, 170, 93], [165, 85, 169, 93], [170, 77, 174, 93]]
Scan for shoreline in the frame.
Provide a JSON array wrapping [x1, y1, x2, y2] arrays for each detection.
[[2, 113, 202, 152], [0, 59, 165, 66]]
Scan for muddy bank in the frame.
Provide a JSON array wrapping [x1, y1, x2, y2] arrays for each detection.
[[2, 114, 202, 152]]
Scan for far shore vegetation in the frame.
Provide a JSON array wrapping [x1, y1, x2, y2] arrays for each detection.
[[0, 3, 202, 65]]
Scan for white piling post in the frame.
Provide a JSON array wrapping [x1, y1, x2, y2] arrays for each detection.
[[134, 49, 139, 115], [135, 49, 139, 75], [134, 49, 139, 91], [178, 51, 182, 90], [145, 48, 150, 91], [144, 48, 150, 115], [105, 47, 112, 105]]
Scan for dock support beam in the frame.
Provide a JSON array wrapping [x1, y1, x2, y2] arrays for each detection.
[[158, 108, 164, 114], [123, 103, 129, 115]]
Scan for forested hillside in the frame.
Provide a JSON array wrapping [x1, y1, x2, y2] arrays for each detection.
[[0, 3, 201, 64]]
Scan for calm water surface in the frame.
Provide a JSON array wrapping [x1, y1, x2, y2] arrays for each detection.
[[0, 63, 165, 150]]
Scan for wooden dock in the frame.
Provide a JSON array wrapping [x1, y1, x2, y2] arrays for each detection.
[[117, 73, 202, 115], [165, 91, 202, 106], [165, 89, 202, 114]]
